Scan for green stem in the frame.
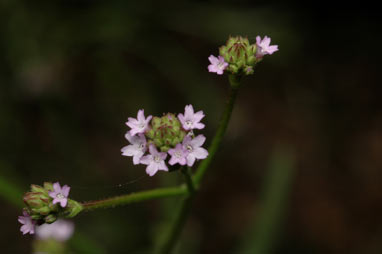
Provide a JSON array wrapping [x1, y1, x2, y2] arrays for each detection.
[[81, 186, 187, 211], [154, 75, 241, 253], [194, 76, 241, 186], [182, 167, 195, 194], [155, 168, 196, 254], [154, 195, 194, 254]]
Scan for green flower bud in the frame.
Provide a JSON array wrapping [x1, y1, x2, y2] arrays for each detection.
[[219, 36, 258, 76], [44, 214, 58, 224], [43, 182, 53, 192], [23, 191, 50, 210], [146, 113, 187, 152], [31, 184, 47, 194]]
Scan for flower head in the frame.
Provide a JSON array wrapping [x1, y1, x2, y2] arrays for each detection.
[[121, 133, 147, 164], [48, 182, 70, 208], [168, 143, 189, 165], [255, 36, 278, 58], [36, 219, 74, 242], [18, 211, 36, 235], [126, 109, 152, 136], [178, 105, 205, 131], [208, 55, 228, 75], [182, 135, 208, 166], [140, 144, 168, 176]]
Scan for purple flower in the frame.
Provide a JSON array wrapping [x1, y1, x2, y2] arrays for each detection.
[[208, 55, 228, 75], [126, 109, 152, 136], [121, 132, 147, 164], [182, 135, 209, 167], [168, 144, 188, 165], [140, 144, 168, 176], [255, 36, 278, 58], [18, 211, 36, 235], [178, 105, 205, 131], [36, 219, 74, 242], [49, 182, 70, 208]]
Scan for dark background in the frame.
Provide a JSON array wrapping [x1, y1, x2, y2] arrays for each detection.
[[1, 0, 381, 253]]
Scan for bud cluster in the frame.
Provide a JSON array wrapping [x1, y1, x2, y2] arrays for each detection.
[[208, 35, 279, 76], [122, 105, 209, 176], [18, 182, 82, 235]]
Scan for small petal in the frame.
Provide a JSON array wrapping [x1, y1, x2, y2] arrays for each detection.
[[186, 154, 196, 167], [62, 185, 70, 197], [146, 163, 159, 176], [193, 147, 208, 159], [60, 199, 68, 208]]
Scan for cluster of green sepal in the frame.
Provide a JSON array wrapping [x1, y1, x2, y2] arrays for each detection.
[[146, 113, 187, 152], [219, 36, 258, 75], [23, 182, 83, 225]]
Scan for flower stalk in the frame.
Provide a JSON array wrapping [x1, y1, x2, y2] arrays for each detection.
[[193, 77, 241, 187], [81, 186, 187, 211], [154, 76, 242, 253]]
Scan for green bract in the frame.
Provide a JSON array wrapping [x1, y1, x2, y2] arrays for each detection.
[[219, 36, 258, 75]]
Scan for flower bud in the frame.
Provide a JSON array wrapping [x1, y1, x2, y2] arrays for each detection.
[[219, 36, 258, 76], [23, 192, 50, 210], [44, 214, 58, 224], [146, 113, 187, 152]]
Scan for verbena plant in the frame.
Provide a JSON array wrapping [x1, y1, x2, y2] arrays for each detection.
[[18, 35, 278, 253]]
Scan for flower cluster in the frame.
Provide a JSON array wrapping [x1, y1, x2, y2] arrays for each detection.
[[122, 105, 209, 176], [208, 35, 278, 76], [18, 182, 82, 235]]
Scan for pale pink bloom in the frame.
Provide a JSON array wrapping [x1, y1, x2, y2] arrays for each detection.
[[121, 132, 147, 164], [182, 135, 208, 167], [18, 211, 36, 235], [126, 109, 152, 136], [49, 182, 70, 208], [36, 219, 74, 242], [140, 145, 168, 176], [255, 36, 278, 58], [178, 105, 205, 131], [208, 55, 228, 75], [168, 144, 188, 165]]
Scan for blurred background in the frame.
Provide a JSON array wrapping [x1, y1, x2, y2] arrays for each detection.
[[1, 0, 381, 253]]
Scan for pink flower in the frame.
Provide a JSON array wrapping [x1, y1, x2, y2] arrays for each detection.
[[49, 182, 70, 208], [255, 36, 278, 58], [208, 55, 228, 75], [36, 219, 74, 242], [126, 109, 152, 136], [140, 144, 168, 176], [178, 105, 205, 131], [18, 211, 36, 235], [168, 144, 188, 166], [182, 135, 208, 167], [121, 132, 147, 164]]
